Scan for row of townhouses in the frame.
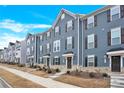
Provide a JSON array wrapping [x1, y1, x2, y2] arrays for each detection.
[[0, 5, 124, 72]]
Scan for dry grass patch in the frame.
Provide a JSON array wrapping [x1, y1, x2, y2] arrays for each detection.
[[54, 75, 110, 88], [0, 63, 48, 78], [0, 68, 45, 88]]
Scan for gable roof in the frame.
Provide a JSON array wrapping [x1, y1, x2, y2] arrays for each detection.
[[82, 5, 115, 19], [52, 8, 77, 28]]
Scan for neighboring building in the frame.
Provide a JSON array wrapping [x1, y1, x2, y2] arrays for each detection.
[[8, 42, 15, 63], [36, 9, 84, 71], [15, 41, 21, 64], [3, 47, 9, 62], [26, 33, 37, 66], [20, 40, 27, 65], [82, 5, 124, 72], [0, 49, 4, 62], [1, 5, 124, 72]]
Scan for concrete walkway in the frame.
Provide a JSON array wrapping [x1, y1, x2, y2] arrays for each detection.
[[0, 66, 80, 88], [0, 77, 12, 88], [111, 73, 124, 88]]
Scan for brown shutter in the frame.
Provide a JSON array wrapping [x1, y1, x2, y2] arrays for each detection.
[[72, 20, 74, 30], [94, 56, 97, 67], [72, 37, 74, 49], [65, 39, 67, 50], [108, 31, 111, 46], [85, 37, 87, 49], [85, 57, 87, 67], [83, 19, 87, 30], [94, 15, 97, 27], [121, 5, 124, 18], [121, 28, 124, 44], [59, 27, 61, 35], [95, 34, 97, 48], [65, 24, 67, 32], [53, 58, 55, 65], [107, 9, 111, 22]]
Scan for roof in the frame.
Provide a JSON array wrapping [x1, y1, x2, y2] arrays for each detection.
[[107, 47, 124, 52], [82, 5, 115, 19], [9, 42, 15, 46], [52, 8, 77, 28]]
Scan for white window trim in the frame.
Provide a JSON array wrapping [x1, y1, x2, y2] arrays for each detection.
[[61, 13, 65, 20], [87, 16, 94, 24], [87, 34, 95, 49], [67, 36, 72, 45], [47, 32, 50, 37], [47, 43, 50, 49], [111, 27, 121, 45], [87, 55, 95, 67], [53, 40, 60, 52], [40, 45, 42, 51], [40, 35, 42, 40], [67, 20, 73, 29], [110, 6, 120, 21], [55, 26, 59, 33]]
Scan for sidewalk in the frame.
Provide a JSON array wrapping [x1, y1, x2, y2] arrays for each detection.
[[0, 66, 80, 88]]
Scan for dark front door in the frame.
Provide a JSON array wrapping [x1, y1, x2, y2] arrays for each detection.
[[67, 57, 72, 69], [46, 58, 50, 67], [111, 56, 121, 72]]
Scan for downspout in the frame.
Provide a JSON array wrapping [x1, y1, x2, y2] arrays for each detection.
[[77, 16, 79, 69]]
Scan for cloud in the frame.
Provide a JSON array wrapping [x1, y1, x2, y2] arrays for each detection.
[[29, 11, 53, 22], [0, 19, 51, 32], [0, 33, 24, 49]]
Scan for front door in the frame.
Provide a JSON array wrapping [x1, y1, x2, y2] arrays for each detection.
[[111, 56, 121, 72], [46, 58, 50, 67], [67, 57, 72, 69]]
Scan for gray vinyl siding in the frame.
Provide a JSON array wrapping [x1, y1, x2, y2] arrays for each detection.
[[37, 13, 79, 66], [83, 7, 124, 67]]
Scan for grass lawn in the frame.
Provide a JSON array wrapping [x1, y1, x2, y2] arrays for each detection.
[[54, 75, 110, 88], [0, 63, 48, 78], [0, 68, 45, 88]]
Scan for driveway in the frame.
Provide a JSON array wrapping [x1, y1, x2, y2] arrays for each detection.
[[0, 66, 80, 88]]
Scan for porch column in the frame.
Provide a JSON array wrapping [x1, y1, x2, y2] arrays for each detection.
[[109, 55, 111, 68]]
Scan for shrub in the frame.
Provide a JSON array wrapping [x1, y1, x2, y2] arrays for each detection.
[[89, 72, 95, 78], [33, 65, 37, 68], [102, 73, 108, 77], [55, 68, 61, 72], [66, 71, 70, 74], [18, 64, 25, 67], [47, 69, 52, 73]]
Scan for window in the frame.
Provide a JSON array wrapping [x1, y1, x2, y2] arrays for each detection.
[[40, 35, 42, 41], [67, 36, 72, 49], [87, 34, 94, 49], [111, 27, 121, 45], [53, 57, 60, 65], [47, 32, 50, 38], [40, 45, 42, 52], [53, 40, 60, 52], [31, 37, 34, 42], [32, 46, 34, 51], [67, 20, 73, 31], [46, 43, 50, 52], [87, 16, 94, 29], [87, 55, 95, 67], [27, 48, 30, 55], [110, 6, 120, 21], [27, 39, 30, 45], [61, 13, 65, 20], [55, 26, 59, 36], [39, 57, 43, 64]]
